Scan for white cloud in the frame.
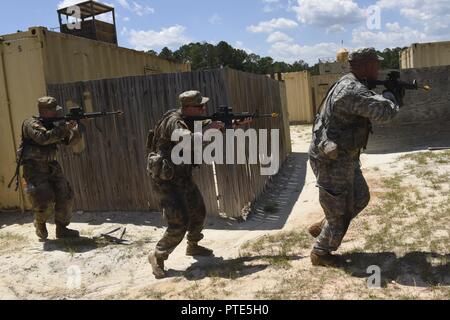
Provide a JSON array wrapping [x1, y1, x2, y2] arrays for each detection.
[[58, 0, 90, 8], [269, 41, 343, 64], [267, 31, 293, 43], [124, 25, 191, 51], [326, 24, 346, 34], [292, 0, 365, 27], [376, 0, 450, 37], [123, 17, 130, 22], [262, 0, 282, 13], [209, 13, 222, 25], [117, 0, 155, 16], [247, 18, 298, 33], [352, 22, 429, 49]]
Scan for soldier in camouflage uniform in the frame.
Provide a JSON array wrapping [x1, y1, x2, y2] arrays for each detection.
[[20, 97, 82, 240], [147, 91, 253, 278], [308, 48, 405, 267], [146, 91, 224, 279]]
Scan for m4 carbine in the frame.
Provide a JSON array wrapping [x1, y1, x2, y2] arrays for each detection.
[[369, 71, 431, 92], [39, 107, 124, 126], [368, 71, 431, 107], [184, 106, 279, 129]]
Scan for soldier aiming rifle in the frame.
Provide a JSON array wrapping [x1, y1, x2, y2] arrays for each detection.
[[9, 96, 123, 240]]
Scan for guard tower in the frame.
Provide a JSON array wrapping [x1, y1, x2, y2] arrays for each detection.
[[58, 1, 117, 45]]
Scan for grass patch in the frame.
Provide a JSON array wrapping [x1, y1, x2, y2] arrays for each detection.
[[0, 232, 28, 253], [0, 232, 27, 242], [241, 230, 312, 269]]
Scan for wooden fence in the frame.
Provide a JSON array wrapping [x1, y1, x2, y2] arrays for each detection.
[[47, 68, 291, 217]]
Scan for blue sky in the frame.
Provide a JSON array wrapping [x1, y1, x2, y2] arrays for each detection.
[[1, 0, 448, 64]]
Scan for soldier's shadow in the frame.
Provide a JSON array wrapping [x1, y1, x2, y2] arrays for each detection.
[[338, 251, 449, 288], [166, 254, 305, 281], [42, 236, 109, 253]]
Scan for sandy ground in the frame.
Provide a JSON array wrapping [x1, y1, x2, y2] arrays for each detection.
[[0, 125, 448, 300]]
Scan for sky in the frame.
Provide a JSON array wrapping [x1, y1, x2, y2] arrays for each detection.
[[0, 0, 449, 65]]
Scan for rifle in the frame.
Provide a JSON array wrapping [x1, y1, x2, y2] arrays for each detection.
[[184, 106, 279, 129], [369, 71, 431, 92], [8, 107, 123, 191], [39, 107, 124, 127], [368, 71, 431, 107]]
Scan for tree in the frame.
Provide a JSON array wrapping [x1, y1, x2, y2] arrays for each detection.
[[155, 41, 407, 75], [290, 60, 309, 72], [159, 47, 176, 61], [257, 57, 274, 74], [378, 47, 406, 70]]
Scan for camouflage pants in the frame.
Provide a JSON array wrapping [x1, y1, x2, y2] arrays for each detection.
[[151, 177, 206, 260], [310, 158, 370, 254], [22, 160, 74, 226]]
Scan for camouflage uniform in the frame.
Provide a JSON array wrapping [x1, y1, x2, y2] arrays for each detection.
[[309, 72, 400, 255], [21, 98, 81, 231], [148, 91, 212, 265], [149, 108, 207, 260]]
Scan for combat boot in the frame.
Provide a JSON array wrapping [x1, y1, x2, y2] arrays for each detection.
[[186, 243, 214, 257], [55, 224, 80, 239], [310, 251, 341, 267], [148, 251, 166, 279], [308, 218, 326, 238], [34, 222, 48, 240]]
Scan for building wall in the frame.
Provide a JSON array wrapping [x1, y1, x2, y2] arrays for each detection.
[[282, 71, 342, 124], [0, 27, 190, 211], [311, 74, 341, 115], [282, 71, 314, 123], [401, 41, 450, 69], [40, 28, 190, 84], [0, 30, 48, 210], [319, 61, 349, 75]]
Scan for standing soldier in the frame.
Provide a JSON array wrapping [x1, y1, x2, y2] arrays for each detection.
[[146, 90, 251, 279], [307, 48, 405, 266], [20, 97, 82, 240]]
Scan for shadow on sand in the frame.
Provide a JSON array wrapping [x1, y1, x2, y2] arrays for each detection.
[[339, 251, 449, 288]]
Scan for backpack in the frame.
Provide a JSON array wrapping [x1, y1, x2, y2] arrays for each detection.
[[146, 109, 178, 181]]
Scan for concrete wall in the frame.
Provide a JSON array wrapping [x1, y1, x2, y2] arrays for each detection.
[[367, 66, 450, 153]]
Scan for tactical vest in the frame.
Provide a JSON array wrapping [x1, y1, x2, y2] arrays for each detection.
[[146, 109, 179, 157], [146, 109, 193, 182], [313, 75, 372, 160], [20, 119, 59, 163]]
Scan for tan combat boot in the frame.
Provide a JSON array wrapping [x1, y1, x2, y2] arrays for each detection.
[[310, 251, 341, 267], [186, 243, 214, 257], [308, 218, 326, 238], [148, 251, 166, 279], [34, 222, 48, 240], [55, 223, 80, 239]]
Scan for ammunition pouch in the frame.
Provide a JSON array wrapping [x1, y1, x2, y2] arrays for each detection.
[[147, 152, 175, 181], [318, 140, 339, 160]]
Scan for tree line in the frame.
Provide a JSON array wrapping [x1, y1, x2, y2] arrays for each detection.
[[148, 41, 405, 75]]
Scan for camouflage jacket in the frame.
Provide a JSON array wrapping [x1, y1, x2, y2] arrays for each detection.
[[20, 117, 82, 163], [309, 72, 400, 162], [148, 109, 196, 181]]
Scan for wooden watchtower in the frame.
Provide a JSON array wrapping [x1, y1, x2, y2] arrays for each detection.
[[58, 1, 117, 45]]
